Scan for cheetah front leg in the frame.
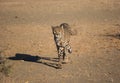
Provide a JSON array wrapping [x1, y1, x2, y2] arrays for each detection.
[[56, 47, 64, 69]]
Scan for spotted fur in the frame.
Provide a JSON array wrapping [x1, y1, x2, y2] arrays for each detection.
[[52, 23, 73, 68]]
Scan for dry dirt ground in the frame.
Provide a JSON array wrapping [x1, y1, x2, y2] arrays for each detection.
[[0, 0, 120, 83]]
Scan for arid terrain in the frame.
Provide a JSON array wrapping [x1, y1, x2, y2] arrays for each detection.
[[0, 0, 120, 83]]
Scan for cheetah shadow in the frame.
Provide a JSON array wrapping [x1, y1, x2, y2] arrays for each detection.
[[8, 53, 60, 69], [104, 33, 120, 39]]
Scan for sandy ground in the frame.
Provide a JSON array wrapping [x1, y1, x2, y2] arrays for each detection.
[[0, 0, 120, 83]]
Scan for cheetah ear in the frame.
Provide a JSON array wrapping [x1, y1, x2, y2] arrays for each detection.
[[51, 26, 55, 30], [51, 26, 54, 34], [60, 24, 64, 29], [51, 26, 55, 28]]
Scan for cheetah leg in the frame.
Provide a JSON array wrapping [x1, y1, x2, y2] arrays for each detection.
[[57, 47, 64, 69]]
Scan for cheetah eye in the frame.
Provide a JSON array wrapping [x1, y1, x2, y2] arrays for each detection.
[[54, 31, 58, 34], [54, 32, 58, 35], [55, 34, 59, 36]]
